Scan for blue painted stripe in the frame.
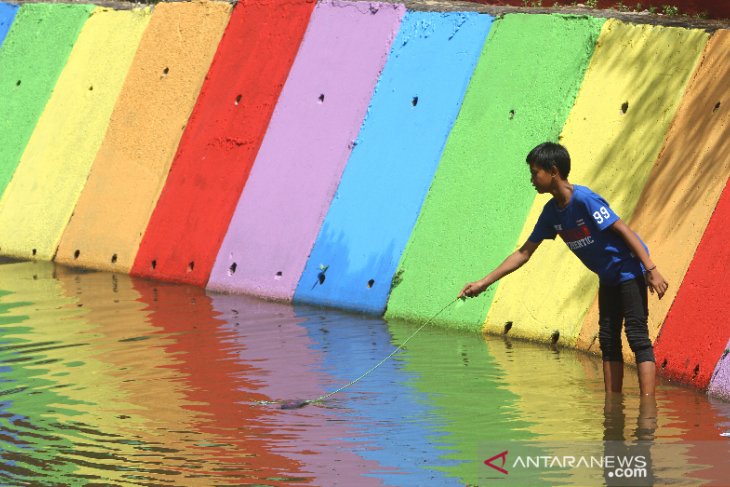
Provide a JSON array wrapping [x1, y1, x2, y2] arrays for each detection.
[[294, 11, 493, 313], [0, 3, 19, 46]]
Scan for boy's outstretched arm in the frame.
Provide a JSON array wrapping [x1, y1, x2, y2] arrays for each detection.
[[458, 240, 540, 298], [610, 219, 669, 299]]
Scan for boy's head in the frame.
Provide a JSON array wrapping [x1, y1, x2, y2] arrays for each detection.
[[526, 142, 571, 180]]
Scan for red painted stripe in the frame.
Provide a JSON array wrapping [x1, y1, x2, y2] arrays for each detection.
[[131, 0, 316, 286], [655, 175, 730, 388]]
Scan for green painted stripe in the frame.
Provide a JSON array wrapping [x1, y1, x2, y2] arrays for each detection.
[[0, 3, 93, 198], [385, 14, 604, 330]]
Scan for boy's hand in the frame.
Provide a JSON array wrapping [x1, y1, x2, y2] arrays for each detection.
[[646, 268, 669, 299], [458, 279, 489, 299]]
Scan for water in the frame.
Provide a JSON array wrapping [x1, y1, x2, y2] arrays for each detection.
[[0, 261, 728, 486]]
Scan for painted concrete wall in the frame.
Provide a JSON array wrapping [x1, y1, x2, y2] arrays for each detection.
[[0, 7, 150, 261], [0, 1, 728, 400], [0, 3, 93, 198], [465, 0, 730, 19], [709, 341, 730, 401], [0, 3, 18, 45], [292, 10, 493, 314], [206, 0, 405, 300], [483, 20, 708, 344], [652, 173, 730, 389], [384, 14, 605, 330], [55, 1, 232, 273], [130, 0, 316, 287], [577, 30, 730, 362]]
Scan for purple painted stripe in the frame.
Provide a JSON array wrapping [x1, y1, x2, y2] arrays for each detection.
[[708, 339, 730, 401], [207, 0, 404, 299]]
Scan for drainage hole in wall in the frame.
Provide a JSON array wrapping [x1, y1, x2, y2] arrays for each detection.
[[504, 321, 513, 334], [163, 67, 169, 76], [661, 358, 667, 369], [508, 109, 515, 120], [550, 330, 560, 344], [367, 279, 375, 288], [15, 80, 20, 87], [111, 254, 118, 264], [32, 249, 37, 256], [151, 259, 157, 270], [187, 261, 195, 272], [318, 93, 325, 103], [235, 94, 242, 106], [411, 96, 418, 107], [74, 249, 80, 259], [275, 271, 283, 280], [89, 86, 93, 91], [693, 364, 700, 376], [229, 262, 237, 275], [713, 101, 721, 112], [317, 271, 326, 285], [620, 101, 629, 114]]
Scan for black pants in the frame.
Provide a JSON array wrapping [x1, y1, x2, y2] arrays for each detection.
[[598, 276, 655, 364]]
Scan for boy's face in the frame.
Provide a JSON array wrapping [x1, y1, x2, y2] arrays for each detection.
[[529, 163, 553, 194]]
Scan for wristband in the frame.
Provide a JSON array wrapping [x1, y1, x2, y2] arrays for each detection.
[[645, 265, 656, 272]]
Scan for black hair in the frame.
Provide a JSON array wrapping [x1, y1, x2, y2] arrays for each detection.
[[526, 142, 570, 179]]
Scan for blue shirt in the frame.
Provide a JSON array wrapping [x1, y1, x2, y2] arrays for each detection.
[[528, 185, 645, 285]]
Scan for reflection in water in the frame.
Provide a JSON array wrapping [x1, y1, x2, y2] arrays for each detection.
[[603, 395, 657, 486], [0, 261, 728, 486]]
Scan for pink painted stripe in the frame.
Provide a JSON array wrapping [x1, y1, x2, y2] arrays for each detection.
[[206, 0, 404, 299]]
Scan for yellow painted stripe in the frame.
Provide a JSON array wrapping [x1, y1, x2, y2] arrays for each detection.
[[577, 30, 730, 360], [0, 7, 151, 260], [484, 20, 708, 344], [56, 1, 232, 272]]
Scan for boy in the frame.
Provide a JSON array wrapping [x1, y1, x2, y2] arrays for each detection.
[[458, 142, 668, 396]]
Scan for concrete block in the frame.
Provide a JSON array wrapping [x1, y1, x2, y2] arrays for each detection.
[[0, 2, 18, 45], [131, 0, 316, 286], [56, 1, 232, 272], [292, 10, 492, 313], [0, 3, 94, 198], [708, 341, 730, 400], [484, 20, 707, 343], [0, 7, 151, 260], [653, 172, 730, 388], [385, 14, 604, 330], [577, 30, 729, 363], [206, 1, 405, 299]]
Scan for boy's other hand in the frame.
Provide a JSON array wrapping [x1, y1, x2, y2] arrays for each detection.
[[646, 268, 669, 299], [458, 279, 489, 299]]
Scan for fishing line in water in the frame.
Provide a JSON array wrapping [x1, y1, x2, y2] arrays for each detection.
[[256, 297, 462, 410]]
